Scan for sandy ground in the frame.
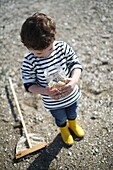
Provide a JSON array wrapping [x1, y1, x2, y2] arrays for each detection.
[[0, 0, 113, 169]]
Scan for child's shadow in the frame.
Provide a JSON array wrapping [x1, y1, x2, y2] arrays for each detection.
[[26, 133, 83, 170], [27, 134, 69, 170]]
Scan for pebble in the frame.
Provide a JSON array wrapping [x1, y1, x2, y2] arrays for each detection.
[[68, 151, 72, 156]]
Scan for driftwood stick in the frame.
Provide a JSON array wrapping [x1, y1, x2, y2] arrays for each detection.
[[9, 77, 32, 148], [15, 142, 47, 159]]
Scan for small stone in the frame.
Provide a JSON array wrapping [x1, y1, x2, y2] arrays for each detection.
[[68, 151, 72, 156]]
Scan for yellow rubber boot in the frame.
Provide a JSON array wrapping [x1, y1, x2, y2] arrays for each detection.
[[59, 125, 74, 145], [68, 119, 84, 138]]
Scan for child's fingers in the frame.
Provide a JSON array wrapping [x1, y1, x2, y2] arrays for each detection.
[[60, 84, 70, 91], [46, 86, 50, 91], [46, 86, 58, 92]]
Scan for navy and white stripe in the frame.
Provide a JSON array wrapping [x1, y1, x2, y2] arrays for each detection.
[[22, 41, 82, 110]]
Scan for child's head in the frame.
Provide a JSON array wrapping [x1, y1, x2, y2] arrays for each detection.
[[20, 13, 56, 50]]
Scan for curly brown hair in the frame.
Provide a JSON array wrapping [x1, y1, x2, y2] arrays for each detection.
[[20, 13, 56, 50]]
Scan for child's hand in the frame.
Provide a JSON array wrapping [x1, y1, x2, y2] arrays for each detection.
[[46, 86, 62, 100], [46, 77, 76, 99], [59, 78, 76, 97]]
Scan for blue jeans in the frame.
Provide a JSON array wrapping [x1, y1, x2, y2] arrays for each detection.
[[50, 101, 78, 127]]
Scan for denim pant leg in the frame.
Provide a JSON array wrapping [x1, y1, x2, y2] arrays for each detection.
[[66, 101, 78, 120], [50, 108, 67, 127]]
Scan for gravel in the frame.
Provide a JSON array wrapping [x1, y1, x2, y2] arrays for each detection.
[[0, 0, 113, 169]]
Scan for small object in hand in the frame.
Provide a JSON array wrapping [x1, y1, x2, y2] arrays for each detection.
[[49, 80, 65, 89], [44, 65, 67, 90]]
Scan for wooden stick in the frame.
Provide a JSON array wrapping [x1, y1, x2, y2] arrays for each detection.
[[9, 77, 32, 148], [16, 142, 47, 159]]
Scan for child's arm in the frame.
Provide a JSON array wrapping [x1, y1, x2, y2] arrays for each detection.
[[28, 84, 61, 100], [60, 68, 82, 97], [28, 84, 48, 95], [70, 68, 82, 85], [60, 42, 83, 97]]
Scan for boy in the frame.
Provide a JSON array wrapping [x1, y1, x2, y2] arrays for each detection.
[[20, 12, 84, 145]]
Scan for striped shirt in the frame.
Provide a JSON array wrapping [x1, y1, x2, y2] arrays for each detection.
[[22, 41, 82, 110]]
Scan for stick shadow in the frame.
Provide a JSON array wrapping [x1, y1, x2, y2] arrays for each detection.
[[5, 85, 23, 134], [5, 85, 19, 122]]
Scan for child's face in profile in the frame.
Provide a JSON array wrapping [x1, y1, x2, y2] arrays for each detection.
[[31, 43, 54, 58]]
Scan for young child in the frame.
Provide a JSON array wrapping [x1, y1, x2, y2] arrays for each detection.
[[20, 12, 84, 145]]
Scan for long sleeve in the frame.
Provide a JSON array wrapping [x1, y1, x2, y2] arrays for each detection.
[[63, 42, 83, 73], [21, 55, 37, 91]]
